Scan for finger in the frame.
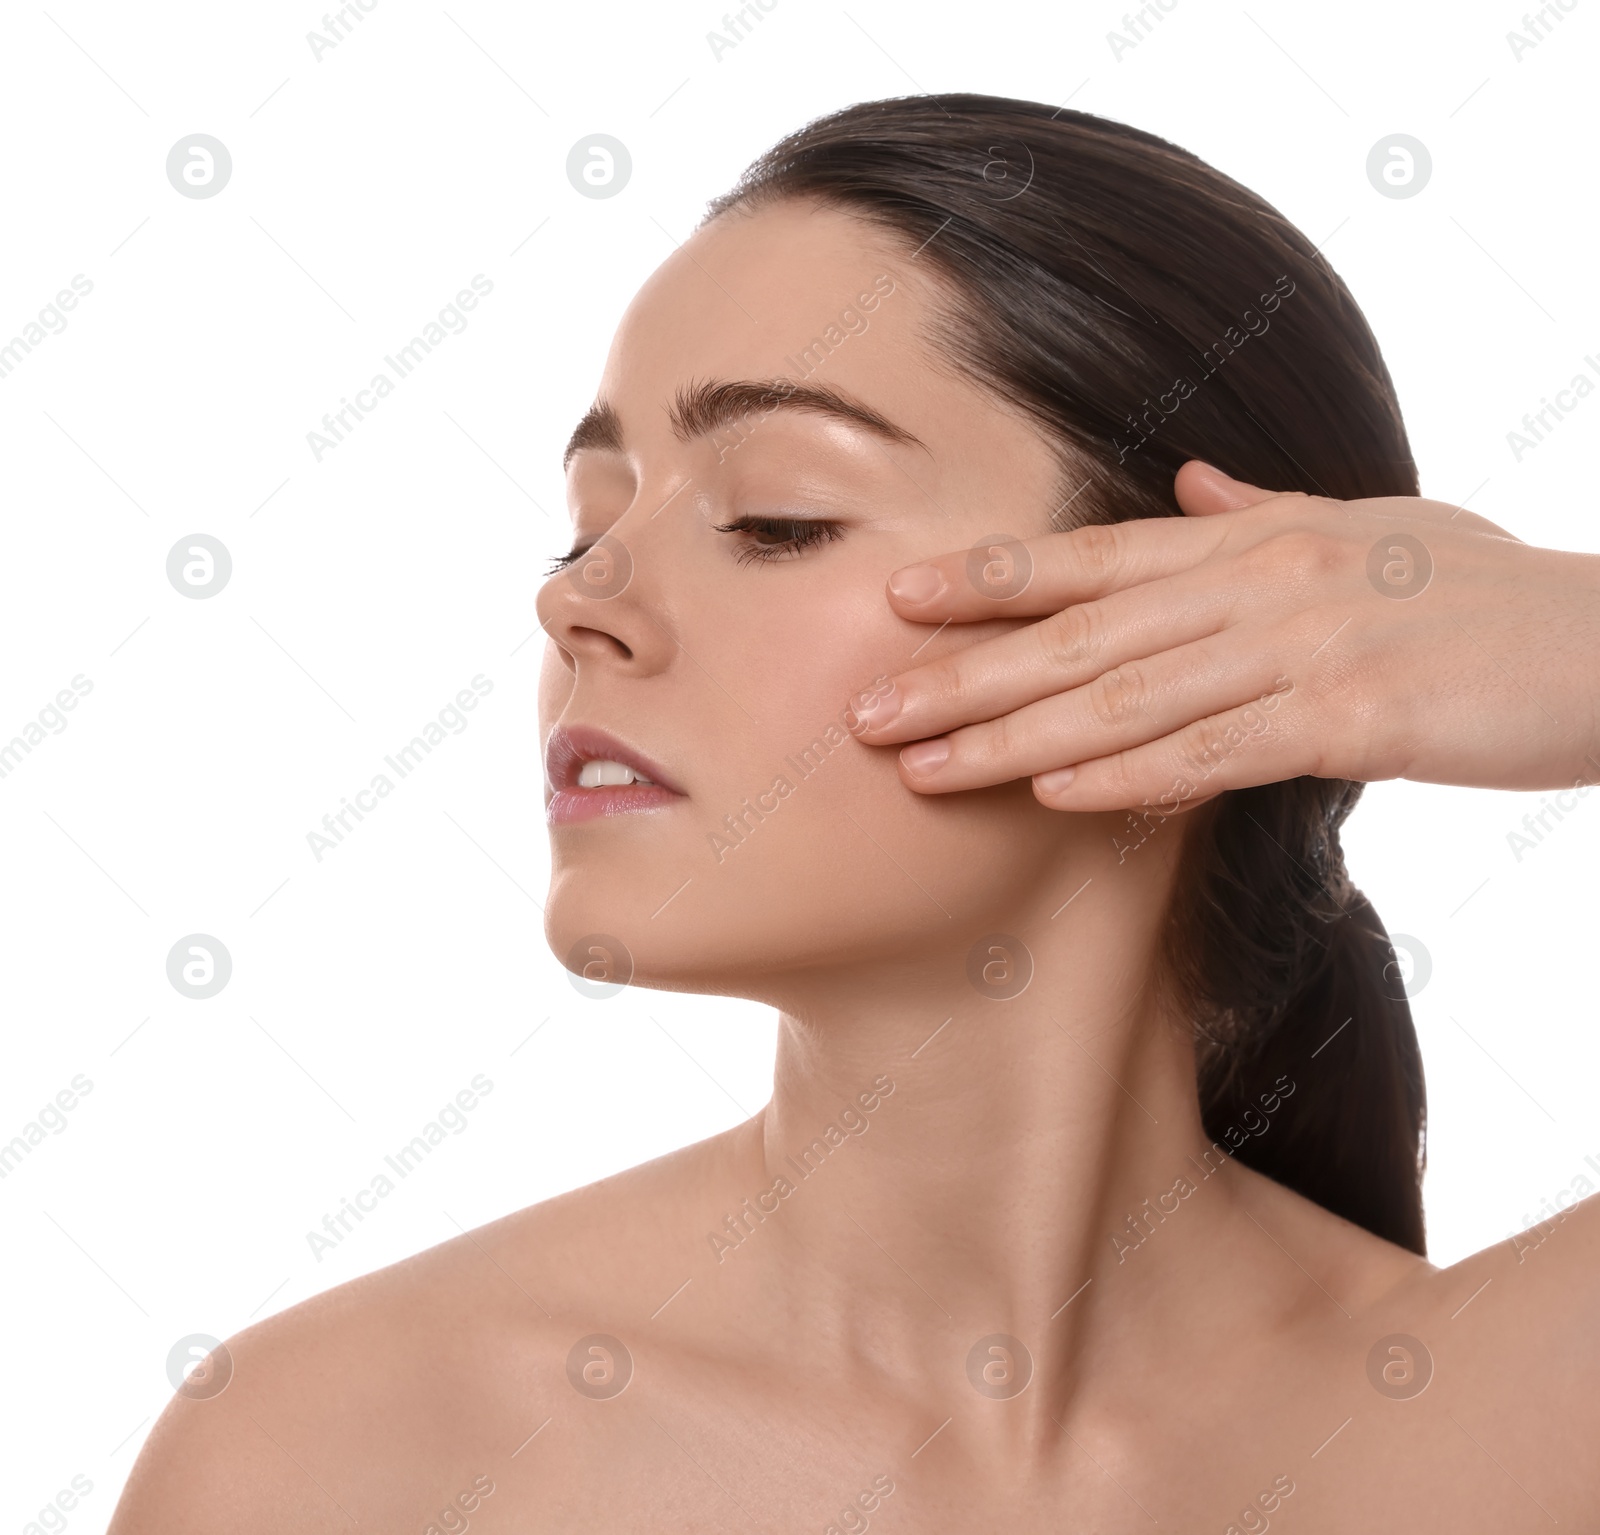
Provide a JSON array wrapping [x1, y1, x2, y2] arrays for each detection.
[[855, 568, 1235, 745], [892, 639, 1294, 794], [1174, 459, 1296, 516], [884, 514, 1231, 624], [1031, 688, 1312, 813]]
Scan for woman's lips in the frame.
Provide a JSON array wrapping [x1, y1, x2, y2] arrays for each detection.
[[548, 780, 682, 824], [545, 723, 685, 825]]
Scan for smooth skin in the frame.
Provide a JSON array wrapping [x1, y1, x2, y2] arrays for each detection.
[[110, 198, 1600, 1534]]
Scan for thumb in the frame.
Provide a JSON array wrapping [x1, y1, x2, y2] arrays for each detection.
[[1173, 459, 1288, 516]]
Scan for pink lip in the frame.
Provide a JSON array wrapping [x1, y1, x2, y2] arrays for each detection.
[[545, 723, 686, 825]]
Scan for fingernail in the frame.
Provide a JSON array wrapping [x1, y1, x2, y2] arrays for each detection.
[[847, 683, 901, 732], [900, 738, 951, 777], [888, 565, 945, 604], [1035, 766, 1077, 793]]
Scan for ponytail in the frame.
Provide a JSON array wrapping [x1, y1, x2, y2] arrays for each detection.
[[1175, 778, 1427, 1253]]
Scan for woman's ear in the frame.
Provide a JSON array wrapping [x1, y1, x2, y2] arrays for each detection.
[[1173, 459, 1285, 516]]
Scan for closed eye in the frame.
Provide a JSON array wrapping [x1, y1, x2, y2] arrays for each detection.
[[711, 513, 845, 566], [545, 512, 846, 576]]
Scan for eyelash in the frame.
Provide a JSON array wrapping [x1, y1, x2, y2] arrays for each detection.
[[711, 513, 845, 566], [545, 514, 844, 575]]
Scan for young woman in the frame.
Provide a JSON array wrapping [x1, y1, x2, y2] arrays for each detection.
[[112, 94, 1600, 1532]]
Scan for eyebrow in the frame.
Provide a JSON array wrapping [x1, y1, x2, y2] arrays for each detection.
[[562, 377, 923, 468]]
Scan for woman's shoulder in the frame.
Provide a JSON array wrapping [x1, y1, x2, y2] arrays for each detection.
[[1402, 1182, 1600, 1380], [108, 1121, 755, 1532], [1348, 1180, 1600, 1499], [1214, 1162, 1600, 1512]]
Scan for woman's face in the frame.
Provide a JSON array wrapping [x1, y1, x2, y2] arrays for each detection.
[[538, 199, 1108, 998]]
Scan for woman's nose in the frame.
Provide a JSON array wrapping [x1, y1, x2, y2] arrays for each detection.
[[535, 531, 674, 677]]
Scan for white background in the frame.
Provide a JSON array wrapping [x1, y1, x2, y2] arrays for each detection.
[[1, 0, 1596, 1523]]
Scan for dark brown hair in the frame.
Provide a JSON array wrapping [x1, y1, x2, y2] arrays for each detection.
[[707, 93, 1427, 1253]]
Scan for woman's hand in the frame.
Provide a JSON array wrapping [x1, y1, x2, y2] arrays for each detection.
[[848, 461, 1600, 811]]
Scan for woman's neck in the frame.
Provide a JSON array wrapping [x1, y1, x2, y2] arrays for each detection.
[[726, 846, 1297, 1445]]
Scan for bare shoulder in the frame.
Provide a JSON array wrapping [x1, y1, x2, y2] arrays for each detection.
[[1218, 1160, 1600, 1508], [108, 1121, 755, 1533], [1230, 1151, 1600, 1354], [1410, 1182, 1600, 1383], [1336, 1182, 1600, 1515]]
